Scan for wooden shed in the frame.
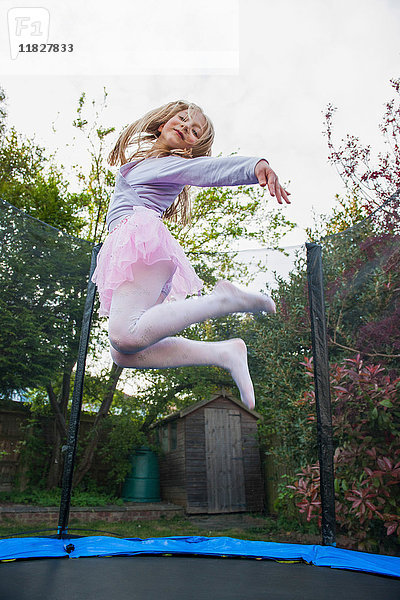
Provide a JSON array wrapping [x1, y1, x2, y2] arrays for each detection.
[[153, 391, 264, 514]]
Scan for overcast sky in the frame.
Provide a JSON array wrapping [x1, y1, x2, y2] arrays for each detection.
[[1, 0, 399, 249]]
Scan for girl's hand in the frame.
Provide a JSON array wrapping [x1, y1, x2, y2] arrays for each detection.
[[255, 160, 291, 205]]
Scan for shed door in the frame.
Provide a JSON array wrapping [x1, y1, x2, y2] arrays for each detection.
[[204, 408, 246, 513]]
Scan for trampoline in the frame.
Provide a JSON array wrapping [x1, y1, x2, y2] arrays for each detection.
[[1, 535, 400, 600]]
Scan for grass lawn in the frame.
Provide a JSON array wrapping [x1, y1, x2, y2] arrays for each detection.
[[0, 513, 323, 546]]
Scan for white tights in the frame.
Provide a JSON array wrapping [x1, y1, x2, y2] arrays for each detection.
[[108, 259, 276, 409]]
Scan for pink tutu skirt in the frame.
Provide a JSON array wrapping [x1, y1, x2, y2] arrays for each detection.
[[92, 207, 204, 316]]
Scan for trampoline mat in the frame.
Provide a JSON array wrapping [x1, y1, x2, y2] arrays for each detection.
[[1, 556, 399, 600]]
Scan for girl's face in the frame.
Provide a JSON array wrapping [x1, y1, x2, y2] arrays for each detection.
[[157, 109, 207, 151]]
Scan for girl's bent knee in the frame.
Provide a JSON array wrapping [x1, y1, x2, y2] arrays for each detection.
[[109, 316, 147, 354], [108, 326, 144, 354], [109, 334, 142, 355], [108, 309, 147, 354]]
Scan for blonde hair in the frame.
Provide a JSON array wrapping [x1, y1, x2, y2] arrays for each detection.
[[108, 100, 215, 225]]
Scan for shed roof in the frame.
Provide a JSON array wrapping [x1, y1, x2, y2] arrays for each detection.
[[152, 389, 262, 427]]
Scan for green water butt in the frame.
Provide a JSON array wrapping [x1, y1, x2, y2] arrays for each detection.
[[122, 447, 161, 502]]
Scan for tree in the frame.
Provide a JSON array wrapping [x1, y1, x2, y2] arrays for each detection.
[[319, 76, 400, 367], [0, 88, 95, 487], [68, 89, 116, 244], [0, 130, 88, 236], [323, 77, 400, 211]]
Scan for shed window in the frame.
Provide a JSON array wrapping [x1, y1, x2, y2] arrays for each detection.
[[159, 422, 177, 453], [170, 421, 177, 451], [160, 425, 169, 452]]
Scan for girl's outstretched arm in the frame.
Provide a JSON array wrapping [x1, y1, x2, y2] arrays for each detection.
[[141, 154, 290, 204]]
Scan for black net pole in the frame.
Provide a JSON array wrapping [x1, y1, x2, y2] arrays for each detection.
[[57, 243, 102, 539], [306, 242, 336, 546]]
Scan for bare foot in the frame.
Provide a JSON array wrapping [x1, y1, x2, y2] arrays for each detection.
[[219, 338, 256, 410], [212, 280, 276, 314]]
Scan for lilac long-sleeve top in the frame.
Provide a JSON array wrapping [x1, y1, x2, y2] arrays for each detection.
[[106, 154, 266, 231]]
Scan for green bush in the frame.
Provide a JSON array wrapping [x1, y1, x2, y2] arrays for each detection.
[[0, 487, 123, 507]]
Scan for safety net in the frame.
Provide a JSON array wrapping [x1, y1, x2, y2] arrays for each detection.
[[0, 188, 399, 563], [0, 198, 94, 494]]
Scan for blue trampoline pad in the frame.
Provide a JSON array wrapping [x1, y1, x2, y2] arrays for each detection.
[[1, 536, 399, 578]]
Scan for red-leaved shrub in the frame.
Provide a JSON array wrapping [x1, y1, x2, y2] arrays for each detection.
[[288, 355, 400, 550]]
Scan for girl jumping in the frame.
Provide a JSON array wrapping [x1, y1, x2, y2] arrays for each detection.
[[92, 100, 291, 410]]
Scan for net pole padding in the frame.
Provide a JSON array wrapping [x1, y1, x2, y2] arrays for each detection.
[[57, 243, 102, 539], [306, 242, 336, 547]]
